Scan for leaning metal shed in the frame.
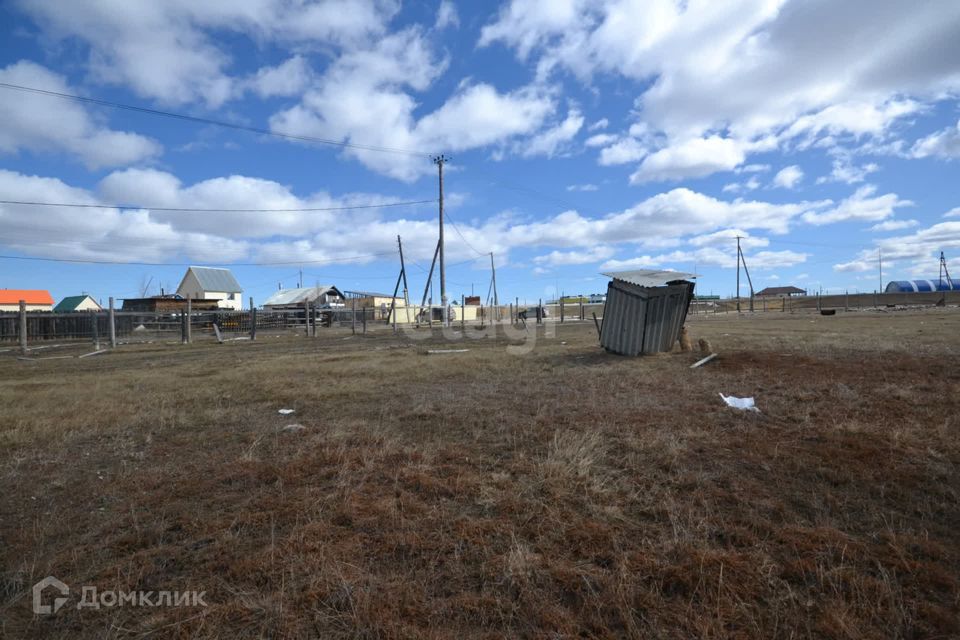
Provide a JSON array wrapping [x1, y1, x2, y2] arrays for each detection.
[[598, 270, 695, 356]]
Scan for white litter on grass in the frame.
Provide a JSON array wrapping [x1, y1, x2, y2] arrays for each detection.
[[278, 409, 295, 415], [280, 423, 306, 433], [720, 394, 759, 412]]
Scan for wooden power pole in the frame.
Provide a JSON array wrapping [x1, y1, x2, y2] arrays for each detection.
[[433, 154, 450, 323], [736, 236, 741, 313], [489, 252, 499, 321]]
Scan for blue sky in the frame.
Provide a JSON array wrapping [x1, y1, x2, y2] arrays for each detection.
[[1, 0, 959, 306]]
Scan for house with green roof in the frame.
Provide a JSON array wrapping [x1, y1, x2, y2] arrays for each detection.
[[54, 294, 102, 312]]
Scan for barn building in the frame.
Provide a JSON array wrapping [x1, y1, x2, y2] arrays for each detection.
[[0, 289, 54, 311], [176, 266, 243, 310]]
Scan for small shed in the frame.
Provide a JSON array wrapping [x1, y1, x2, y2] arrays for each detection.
[[598, 270, 695, 356], [54, 295, 102, 312], [121, 295, 220, 312]]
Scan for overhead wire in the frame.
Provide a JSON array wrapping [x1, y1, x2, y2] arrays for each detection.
[[0, 82, 431, 158], [0, 251, 396, 267], [443, 208, 487, 257], [0, 198, 437, 213]]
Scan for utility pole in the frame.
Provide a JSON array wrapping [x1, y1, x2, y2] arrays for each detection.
[[736, 236, 741, 313], [433, 154, 450, 323], [940, 251, 951, 287], [298, 267, 302, 289], [398, 235, 411, 323], [878, 249, 883, 293], [419, 239, 440, 325], [489, 252, 499, 321], [387, 235, 409, 330], [737, 239, 755, 312]]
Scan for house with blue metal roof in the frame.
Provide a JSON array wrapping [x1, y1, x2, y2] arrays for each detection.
[[175, 266, 243, 310]]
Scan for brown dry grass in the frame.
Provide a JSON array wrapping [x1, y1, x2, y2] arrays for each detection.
[[1, 309, 959, 638]]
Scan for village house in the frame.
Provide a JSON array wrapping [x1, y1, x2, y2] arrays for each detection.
[[54, 294, 102, 312], [0, 289, 54, 311], [755, 286, 807, 298], [176, 266, 243, 310]]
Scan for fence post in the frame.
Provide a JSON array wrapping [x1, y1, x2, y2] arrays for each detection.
[[250, 297, 257, 341], [91, 311, 100, 350], [461, 295, 465, 331], [107, 297, 117, 348], [580, 301, 584, 321], [845, 290, 849, 312], [560, 298, 564, 323], [185, 298, 192, 343], [352, 298, 357, 335], [18, 300, 27, 355], [362, 306, 367, 334]]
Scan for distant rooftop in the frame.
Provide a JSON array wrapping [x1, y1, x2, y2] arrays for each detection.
[[343, 290, 397, 298], [184, 266, 241, 293], [0, 289, 54, 305], [756, 286, 806, 296], [601, 269, 696, 288], [263, 286, 342, 306]]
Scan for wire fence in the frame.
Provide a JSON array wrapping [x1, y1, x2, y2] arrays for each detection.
[[3, 290, 956, 348]]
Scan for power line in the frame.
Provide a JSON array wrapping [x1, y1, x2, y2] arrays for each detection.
[[0, 198, 436, 213], [0, 251, 395, 267], [443, 209, 487, 256], [0, 82, 431, 158]]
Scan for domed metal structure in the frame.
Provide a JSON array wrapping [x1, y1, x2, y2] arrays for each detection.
[[884, 279, 960, 293]]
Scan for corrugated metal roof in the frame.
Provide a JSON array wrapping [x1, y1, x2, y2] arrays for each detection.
[[187, 267, 242, 293], [262, 286, 341, 306], [601, 269, 696, 288], [343, 290, 396, 298]]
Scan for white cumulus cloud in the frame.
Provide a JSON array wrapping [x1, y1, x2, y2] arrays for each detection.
[[0, 61, 161, 169], [773, 165, 803, 189]]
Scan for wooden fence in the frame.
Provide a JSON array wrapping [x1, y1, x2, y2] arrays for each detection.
[[0, 303, 383, 348]]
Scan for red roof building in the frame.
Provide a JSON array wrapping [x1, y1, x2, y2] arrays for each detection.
[[0, 289, 55, 311]]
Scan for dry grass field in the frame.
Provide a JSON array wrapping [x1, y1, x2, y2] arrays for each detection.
[[1, 309, 959, 638]]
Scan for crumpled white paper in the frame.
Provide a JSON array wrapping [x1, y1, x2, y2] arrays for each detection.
[[278, 409, 295, 415], [719, 393, 759, 412]]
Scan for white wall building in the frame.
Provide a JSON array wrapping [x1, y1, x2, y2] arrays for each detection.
[[176, 266, 243, 310]]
